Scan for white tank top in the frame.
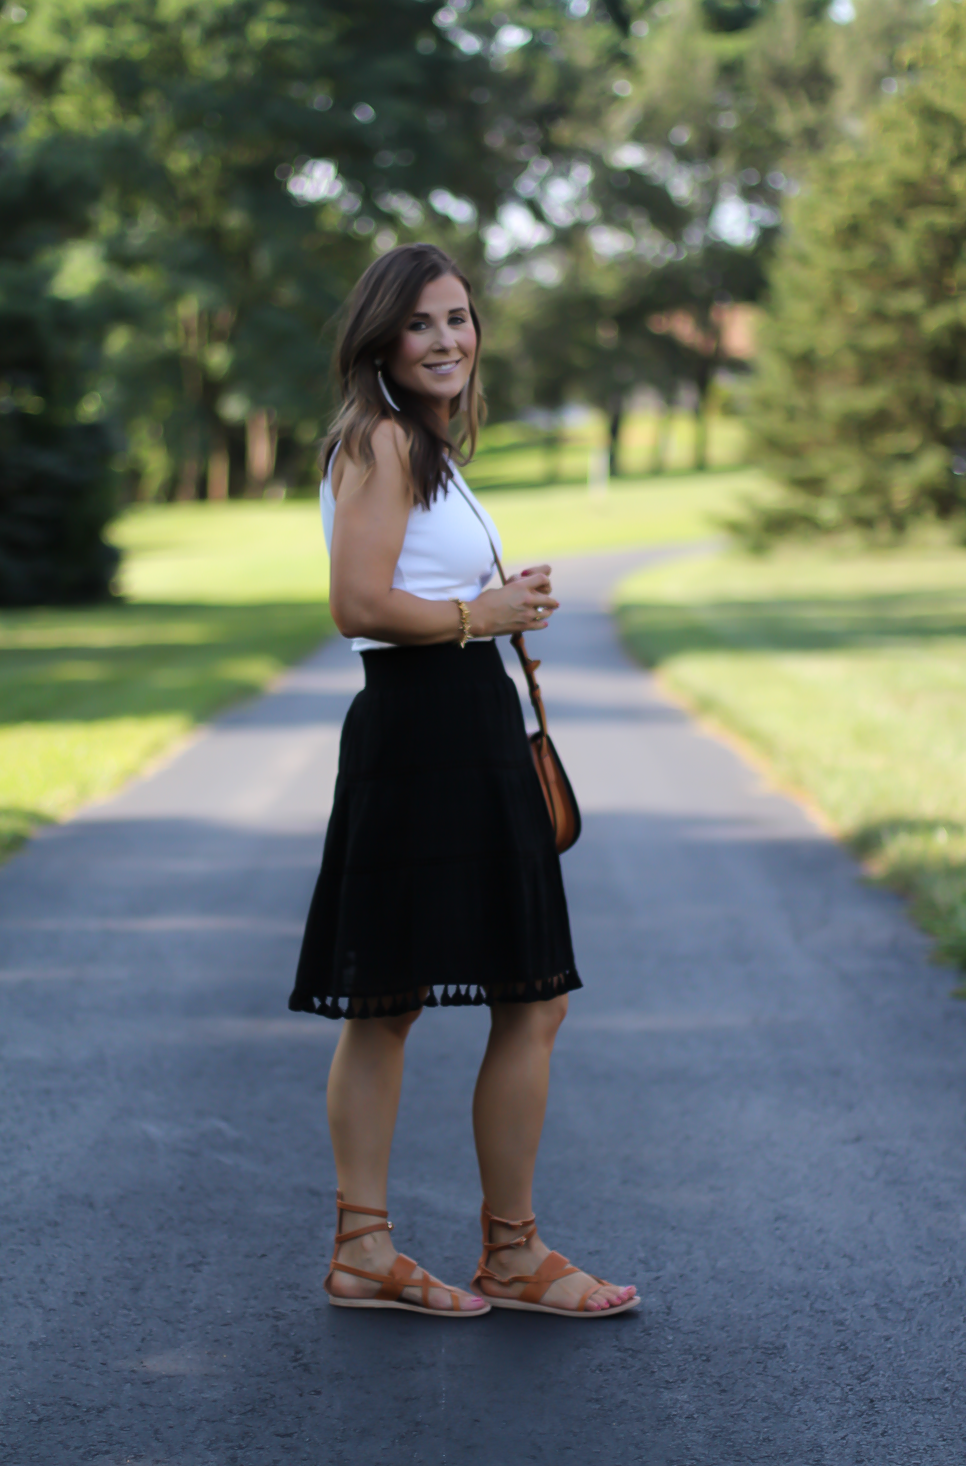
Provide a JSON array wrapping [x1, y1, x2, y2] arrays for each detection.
[[321, 446, 503, 653]]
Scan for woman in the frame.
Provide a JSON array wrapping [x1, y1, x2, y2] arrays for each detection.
[[290, 243, 638, 1319]]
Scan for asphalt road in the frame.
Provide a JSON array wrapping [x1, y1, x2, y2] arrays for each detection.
[[2, 545, 965, 1466]]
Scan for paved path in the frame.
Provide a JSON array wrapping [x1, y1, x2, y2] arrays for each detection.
[[2, 546, 965, 1466]]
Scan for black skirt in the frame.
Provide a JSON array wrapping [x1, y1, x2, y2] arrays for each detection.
[[289, 639, 581, 1019]]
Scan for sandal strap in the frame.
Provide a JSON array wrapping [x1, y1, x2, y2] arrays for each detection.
[[335, 1190, 390, 1219], [473, 1199, 617, 1312], [328, 1197, 460, 1311], [477, 1201, 538, 1259], [325, 1252, 460, 1311], [511, 1250, 580, 1305], [386, 1255, 460, 1313], [333, 1189, 393, 1247], [334, 1221, 392, 1244], [576, 1275, 609, 1312]]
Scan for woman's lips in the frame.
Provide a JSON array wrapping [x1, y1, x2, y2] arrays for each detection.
[[424, 360, 462, 376]]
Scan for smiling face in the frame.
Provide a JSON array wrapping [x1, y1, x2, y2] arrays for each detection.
[[384, 273, 477, 421]]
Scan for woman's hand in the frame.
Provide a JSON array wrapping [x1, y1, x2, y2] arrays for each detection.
[[470, 565, 558, 638]]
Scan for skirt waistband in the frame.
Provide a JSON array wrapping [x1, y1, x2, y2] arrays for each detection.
[[361, 638, 505, 690]]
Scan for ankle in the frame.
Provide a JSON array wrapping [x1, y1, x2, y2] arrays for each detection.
[[337, 1230, 393, 1265], [490, 1219, 531, 1245]]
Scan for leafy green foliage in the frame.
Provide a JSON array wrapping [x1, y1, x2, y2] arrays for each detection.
[[701, 0, 773, 34], [0, 131, 123, 605], [2, 0, 516, 510], [740, 0, 966, 540], [479, 0, 928, 468], [0, 0, 948, 602]]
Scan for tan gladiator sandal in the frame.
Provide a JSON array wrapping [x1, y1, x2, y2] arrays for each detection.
[[471, 1201, 640, 1318], [325, 1191, 490, 1317]]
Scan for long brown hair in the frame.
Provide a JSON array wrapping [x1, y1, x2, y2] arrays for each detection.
[[321, 243, 484, 508]]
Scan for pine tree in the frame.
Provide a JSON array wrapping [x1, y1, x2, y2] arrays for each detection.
[[740, 0, 966, 540]]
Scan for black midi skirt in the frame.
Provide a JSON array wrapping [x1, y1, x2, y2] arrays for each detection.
[[289, 639, 581, 1019]]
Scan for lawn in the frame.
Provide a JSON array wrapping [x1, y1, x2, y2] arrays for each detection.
[[0, 503, 335, 859], [463, 410, 747, 493], [1, 462, 752, 861], [616, 543, 966, 978]]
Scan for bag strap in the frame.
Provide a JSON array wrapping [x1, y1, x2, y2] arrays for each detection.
[[450, 475, 550, 743]]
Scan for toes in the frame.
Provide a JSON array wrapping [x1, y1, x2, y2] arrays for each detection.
[[591, 1283, 635, 1309]]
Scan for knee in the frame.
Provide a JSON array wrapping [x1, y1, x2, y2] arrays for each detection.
[[379, 1006, 422, 1040], [535, 993, 568, 1044], [495, 993, 568, 1048]]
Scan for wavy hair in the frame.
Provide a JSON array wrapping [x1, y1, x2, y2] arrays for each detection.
[[321, 243, 484, 509]]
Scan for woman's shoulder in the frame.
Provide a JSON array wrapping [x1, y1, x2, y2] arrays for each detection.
[[363, 416, 411, 470], [331, 418, 413, 506]]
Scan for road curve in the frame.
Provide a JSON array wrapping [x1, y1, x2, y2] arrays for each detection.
[[2, 545, 964, 1465]]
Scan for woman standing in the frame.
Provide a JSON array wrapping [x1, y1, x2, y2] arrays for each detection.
[[290, 244, 638, 1319]]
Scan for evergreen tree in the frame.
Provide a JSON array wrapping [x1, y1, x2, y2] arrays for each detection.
[[740, 0, 966, 540]]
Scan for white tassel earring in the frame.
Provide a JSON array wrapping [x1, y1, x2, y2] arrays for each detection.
[[459, 377, 471, 414], [377, 370, 401, 413]]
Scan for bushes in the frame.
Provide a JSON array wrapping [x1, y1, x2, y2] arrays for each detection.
[[0, 407, 118, 606]]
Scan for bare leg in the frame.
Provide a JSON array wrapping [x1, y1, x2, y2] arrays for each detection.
[[326, 1008, 485, 1311], [472, 994, 636, 1312]]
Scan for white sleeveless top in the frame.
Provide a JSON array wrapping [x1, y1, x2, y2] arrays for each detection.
[[321, 447, 503, 653]]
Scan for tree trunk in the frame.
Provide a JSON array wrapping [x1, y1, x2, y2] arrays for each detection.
[[692, 316, 721, 473], [608, 394, 623, 479], [693, 361, 712, 473], [207, 421, 230, 501], [694, 403, 708, 473], [245, 408, 278, 496], [174, 452, 201, 501], [544, 430, 562, 486], [175, 298, 205, 501], [651, 400, 672, 476]]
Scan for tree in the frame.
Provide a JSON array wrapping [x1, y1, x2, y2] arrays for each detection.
[[480, 0, 933, 471], [0, 129, 130, 604], [738, 0, 966, 541], [3, 0, 521, 502]]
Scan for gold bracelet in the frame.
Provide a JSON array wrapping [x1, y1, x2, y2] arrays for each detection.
[[451, 598, 472, 649]]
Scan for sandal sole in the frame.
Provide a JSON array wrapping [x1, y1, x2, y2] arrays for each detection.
[[477, 1295, 640, 1318], [328, 1296, 491, 1317]]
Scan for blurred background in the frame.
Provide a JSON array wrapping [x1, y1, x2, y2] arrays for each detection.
[[2, 0, 964, 973]]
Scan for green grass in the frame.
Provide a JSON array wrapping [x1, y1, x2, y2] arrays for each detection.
[[464, 411, 747, 493], [616, 543, 966, 978], [482, 468, 756, 561], [0, 460, 755, 862], [0, 503, 333, 860]]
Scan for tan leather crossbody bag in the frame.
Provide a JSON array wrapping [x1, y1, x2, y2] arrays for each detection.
[[452, 480, 582, 855]]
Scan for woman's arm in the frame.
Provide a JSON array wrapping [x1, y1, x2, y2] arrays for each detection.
[[328, 421, 558, 645]]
